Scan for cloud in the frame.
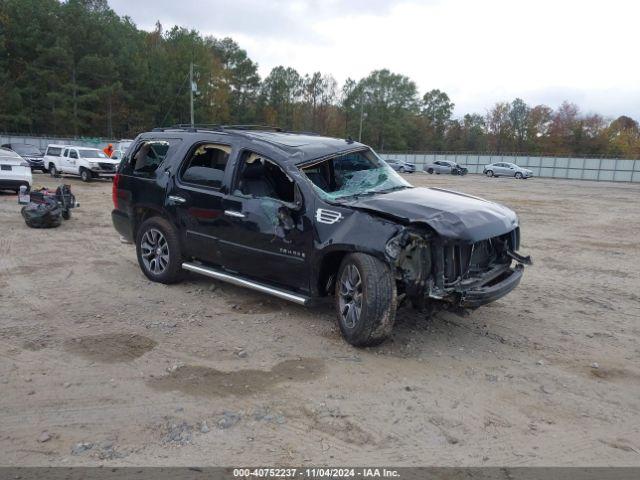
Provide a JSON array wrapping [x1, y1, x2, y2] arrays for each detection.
[[108, 0, 640, 120]]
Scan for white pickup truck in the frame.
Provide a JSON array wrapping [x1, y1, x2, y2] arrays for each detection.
[[44, 144, 120, 182]]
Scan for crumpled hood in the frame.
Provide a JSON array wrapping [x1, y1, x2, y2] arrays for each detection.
[[346, 187, 518, 242]]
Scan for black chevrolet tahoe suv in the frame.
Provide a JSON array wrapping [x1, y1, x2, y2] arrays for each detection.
[[112, 126, 531, 347]]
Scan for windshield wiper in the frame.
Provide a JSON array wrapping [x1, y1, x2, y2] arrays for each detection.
[[371, 185, 410, 195]]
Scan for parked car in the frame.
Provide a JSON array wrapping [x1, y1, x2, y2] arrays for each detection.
[[423, 160, 468, 175], [112, 127, 531, 347], [110, 139, 135, 160], [1, 143, 46, 172], [0, 147, 32, 192], [384, 158, 416, 173], [483, 162, 533, 179], [44, 144, 119, 182]]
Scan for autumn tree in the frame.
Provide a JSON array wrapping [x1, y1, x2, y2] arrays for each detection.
[[421, 89, 454, 151], [486, 102, 512, 152]]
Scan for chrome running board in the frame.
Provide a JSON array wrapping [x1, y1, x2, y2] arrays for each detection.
[[182, 262, 311, 306]]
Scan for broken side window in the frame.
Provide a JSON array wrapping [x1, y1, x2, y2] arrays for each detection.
[[127, 139, 181, 178], [300, 149, 410, 201], [179, 143, 231, 188], [234, 151, 295, 203]]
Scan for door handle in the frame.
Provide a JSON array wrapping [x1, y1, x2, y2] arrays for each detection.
[[224, 210, 245, 218], [168, 195, 187, 205]]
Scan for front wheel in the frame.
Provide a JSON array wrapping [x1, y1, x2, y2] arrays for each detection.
[[136, 217, 183, 284], [335, 253, 397, 347], [49, 165, 59, 177], [486, 170, 494, 177], [515, 172, 523, 179], [80, 169, 92, 182]]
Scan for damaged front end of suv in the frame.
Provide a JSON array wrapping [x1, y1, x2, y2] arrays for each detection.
[[385, 224, 531, 312], [301, 148, 532, 319]]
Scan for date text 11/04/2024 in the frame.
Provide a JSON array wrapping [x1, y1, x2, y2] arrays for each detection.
[[232, 468, 400, 478]]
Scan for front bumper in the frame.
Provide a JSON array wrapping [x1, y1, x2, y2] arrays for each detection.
[[26, 159, 44, 169], [457, 263, 524, 308]]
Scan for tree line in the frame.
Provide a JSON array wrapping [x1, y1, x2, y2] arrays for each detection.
[[2, 0, 639, 158]]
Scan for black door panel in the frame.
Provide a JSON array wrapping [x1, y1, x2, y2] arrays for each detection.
[[217, 196, 311, 292]]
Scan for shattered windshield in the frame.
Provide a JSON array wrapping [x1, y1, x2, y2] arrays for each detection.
[[300, 149, 411, 201]]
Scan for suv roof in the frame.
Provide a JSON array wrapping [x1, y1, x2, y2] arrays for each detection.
[[144, 126, 364, 165]]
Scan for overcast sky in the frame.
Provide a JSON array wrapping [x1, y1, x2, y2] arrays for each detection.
[[109, 0, 639, 120]]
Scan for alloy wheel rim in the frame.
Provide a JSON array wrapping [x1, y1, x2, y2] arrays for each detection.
[[338, 264, 363, 329], [140, 228, 170, 275]]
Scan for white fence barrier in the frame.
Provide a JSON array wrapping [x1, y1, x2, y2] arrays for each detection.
[[380, 153, 640, 182], [1, 134, 114, 151]]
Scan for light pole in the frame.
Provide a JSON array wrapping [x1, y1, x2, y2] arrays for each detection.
[[358, 90, 365, 142], [189, 61, 194, 128]]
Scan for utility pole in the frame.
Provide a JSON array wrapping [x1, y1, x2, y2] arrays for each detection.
[[189, 61, 194, 128], [358, 90, 365, 142]]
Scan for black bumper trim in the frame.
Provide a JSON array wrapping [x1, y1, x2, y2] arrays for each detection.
[[459, 264, 524, 308]]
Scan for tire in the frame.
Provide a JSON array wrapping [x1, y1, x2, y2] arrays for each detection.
[[427, 168, 434, 174], [399, 167, 405, 173], [80, 168, 92, 182], [486, 170, 494, 177], [515, 172, 523, 179], [62, 209, 71, 220], [136, 216, 183, 284], [334, 253, 397, 347], [49, 165, 59, 177]]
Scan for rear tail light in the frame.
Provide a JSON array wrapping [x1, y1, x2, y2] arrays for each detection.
[[20, 161, 30, 167], [112, 173, 121, 209]]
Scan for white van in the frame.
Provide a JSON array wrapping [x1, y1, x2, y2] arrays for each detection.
[[44, 145, 119, 182], [0, 147, 33, 192]]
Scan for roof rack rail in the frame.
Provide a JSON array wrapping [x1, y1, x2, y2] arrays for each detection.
[[222, 124, 283, 132], [152, 124, 224, 133], [284, 130, 321, 136]]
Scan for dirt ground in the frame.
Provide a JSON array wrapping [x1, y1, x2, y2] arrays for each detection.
[[1, 172, 639, 467]]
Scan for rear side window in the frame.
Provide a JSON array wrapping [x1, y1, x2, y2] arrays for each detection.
[[47, 147, 62, 157], [125, 139, 181, 178], [179, 143, 231, 189]]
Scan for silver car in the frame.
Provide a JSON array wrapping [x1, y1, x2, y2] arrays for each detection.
[[423, 160, 468, 175], [384, 158, 416, 173], [483, 162, 533, 179]]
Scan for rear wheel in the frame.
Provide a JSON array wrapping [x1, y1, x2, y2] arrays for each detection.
[[80, 168, 92, 182], [486, 170, 494, 177], [427, 168, 434, 174], [335, 253, 397, 347], [136, 217, 183, 284], [399, 166, 405, 173]]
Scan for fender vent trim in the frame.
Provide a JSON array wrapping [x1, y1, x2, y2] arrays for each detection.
[[316, 208, 342, 224]]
